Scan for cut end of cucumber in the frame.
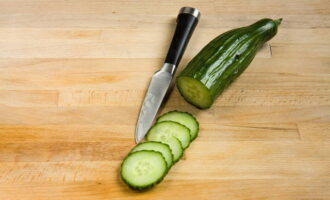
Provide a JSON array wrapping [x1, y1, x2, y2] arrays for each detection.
[[177, 76, 212, 109]]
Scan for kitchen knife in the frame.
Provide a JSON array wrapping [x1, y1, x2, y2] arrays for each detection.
[[135, 7, 200, 143]]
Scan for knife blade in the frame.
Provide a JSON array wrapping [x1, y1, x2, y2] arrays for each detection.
[[135, 7, 200, 143]]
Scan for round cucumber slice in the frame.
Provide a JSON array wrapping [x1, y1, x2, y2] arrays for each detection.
[[157, 111, 199, 141], [147, 121, 191, 149], [147, 134, 183, 163], [121, 150, 167, 190], [131, 141, 174, 168]]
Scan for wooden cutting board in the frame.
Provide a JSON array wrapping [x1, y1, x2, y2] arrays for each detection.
[[0, 0, 329, 199]]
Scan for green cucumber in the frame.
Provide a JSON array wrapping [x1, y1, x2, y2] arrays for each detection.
[[147, 121, 191, 149], [120, 150, 167, 190], [157, 111, 199, 141], [131, 141, 173, 168], [177, 18, 282, 109]]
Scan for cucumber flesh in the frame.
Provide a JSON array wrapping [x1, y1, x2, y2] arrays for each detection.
[[157, 111, 199, 141], [177, 76, 212, 109], [131, 141, 173, 168], [121, 150, 167, 190], [147, 133, 183, 162], [147, 121, 191, 149]]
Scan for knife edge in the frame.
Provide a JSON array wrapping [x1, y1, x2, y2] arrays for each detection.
[[135, 64, 174, 143]]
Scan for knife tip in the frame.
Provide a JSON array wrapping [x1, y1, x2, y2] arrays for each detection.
[[135, 127, 142, 144], [135, 137, 141, 144]]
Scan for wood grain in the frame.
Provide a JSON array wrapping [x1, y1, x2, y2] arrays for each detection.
[[0, 0, 329, 199]]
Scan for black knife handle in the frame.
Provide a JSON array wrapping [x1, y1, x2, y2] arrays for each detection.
[[164, 7, 200, 67]]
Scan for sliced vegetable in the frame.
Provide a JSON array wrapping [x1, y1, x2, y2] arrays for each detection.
[[120, 150, 167, 190], [147, 130, 183, 163], [157, 111, 199, 141], [121, 110, 200, 190], [147, 121, 191, 149], [131, 141, 173, 168]]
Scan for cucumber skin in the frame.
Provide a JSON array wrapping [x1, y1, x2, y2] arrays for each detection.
[[157, 110, 199, 141], [177, 18, 282, 109], [120, 150, 168, 191]]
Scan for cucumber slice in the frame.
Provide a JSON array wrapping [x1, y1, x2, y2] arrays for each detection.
[[147, 121, 191, 149], [131, 141, 173, 169], [157, 111, 199, 141], [120, 150, 167, 190], [147, 134, 183, 163]]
